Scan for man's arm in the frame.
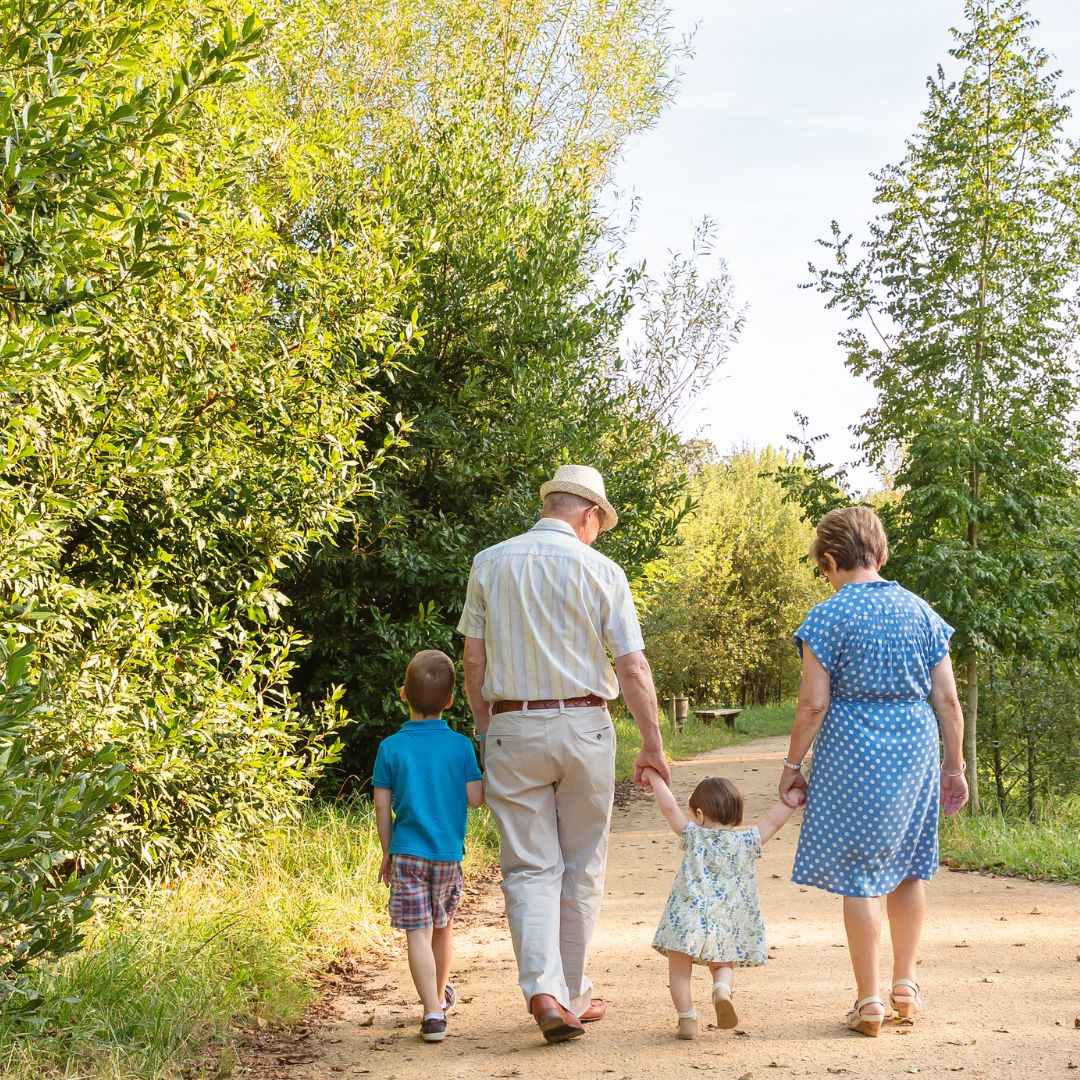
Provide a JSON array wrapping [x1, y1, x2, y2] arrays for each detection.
[[462, 636, 491, 734], [614, 649, 669, 786], [373, 786, 393, 885]]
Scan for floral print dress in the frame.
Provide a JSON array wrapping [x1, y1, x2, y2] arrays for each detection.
[[652, 821, 766, 967]]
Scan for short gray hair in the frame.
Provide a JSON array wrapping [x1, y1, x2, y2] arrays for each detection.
[[542, 492, 595, 517]]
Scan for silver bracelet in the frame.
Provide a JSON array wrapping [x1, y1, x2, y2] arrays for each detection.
[[783, 757, 803, 771]]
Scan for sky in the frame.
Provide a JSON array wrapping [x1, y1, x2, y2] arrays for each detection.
[[614, 0, 1080, 492]]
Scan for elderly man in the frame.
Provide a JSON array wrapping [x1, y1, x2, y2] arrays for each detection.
[[457, 464, 670, 1044]]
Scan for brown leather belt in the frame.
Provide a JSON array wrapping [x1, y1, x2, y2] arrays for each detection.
[[491, 695, 606, 714]]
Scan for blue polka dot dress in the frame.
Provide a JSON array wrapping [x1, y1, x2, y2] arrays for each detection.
[[791, 581, 953, 897]]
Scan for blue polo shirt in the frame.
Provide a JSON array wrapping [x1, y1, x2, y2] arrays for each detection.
[[371, 719, 482, 863]]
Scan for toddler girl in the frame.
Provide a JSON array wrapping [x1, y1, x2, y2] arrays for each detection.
[[642, 767, 800, 1040]]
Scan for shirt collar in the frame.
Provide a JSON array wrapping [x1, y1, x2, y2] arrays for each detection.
[[530, 518, 578, 539], [402, 719, 449, 731]]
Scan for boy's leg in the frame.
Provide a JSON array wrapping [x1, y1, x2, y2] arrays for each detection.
[[391, 855, 443, 1016], [667, 952, 694, 1013], [429, 861, 463, 1011], [432, 922, 453, 1008], [406, 927, 443, 1015]]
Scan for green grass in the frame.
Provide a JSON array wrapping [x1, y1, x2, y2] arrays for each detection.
[[613, 700, 794, 781], [940, 797, 1080, 884], [0, 801, 499, 1080]]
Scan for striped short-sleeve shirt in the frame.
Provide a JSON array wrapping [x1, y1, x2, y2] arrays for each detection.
[[456, 518, 645, 702]]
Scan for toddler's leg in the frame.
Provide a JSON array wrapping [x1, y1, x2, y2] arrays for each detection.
[[406, 927, 443, 1016], [667, 952, 694, 1013], [667, 952, 697, 1040], [708, 963, 737, 1029], [432, 922, 453, 1008]]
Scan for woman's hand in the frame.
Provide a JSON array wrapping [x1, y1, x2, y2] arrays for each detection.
[[779, 767, 808, 808], [940, 770, 969, 816]]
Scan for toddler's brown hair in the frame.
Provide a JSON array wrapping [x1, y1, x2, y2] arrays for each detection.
[[688, 777, 743, 826]]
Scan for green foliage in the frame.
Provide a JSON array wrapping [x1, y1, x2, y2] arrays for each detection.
[[640, 448, 828, 705], [0, 638, 127, 1008], [981, 659, 1080, 817], [798, 0, 1080, 809], [0, 801, 499, 1077], [940, 796, 1080, 883], [1, 0, 422, 879], [279, 0, 741, 780]]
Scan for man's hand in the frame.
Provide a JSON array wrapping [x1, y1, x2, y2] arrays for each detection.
[[779, 767, 808, 808], [378, 853, 392, 887], [634, 747, 670, 788]]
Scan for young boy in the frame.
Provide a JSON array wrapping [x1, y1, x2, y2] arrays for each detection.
[[373, 649, 484, 1043]]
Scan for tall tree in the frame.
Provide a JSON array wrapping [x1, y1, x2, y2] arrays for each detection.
[[275, 0, 742, 778], [640, 447, 828, 707], [808, 0, 1080, 809]]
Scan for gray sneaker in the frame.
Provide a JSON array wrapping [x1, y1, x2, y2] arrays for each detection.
[[420, 1015, 447, 1042]]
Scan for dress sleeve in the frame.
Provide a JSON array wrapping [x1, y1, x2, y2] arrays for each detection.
[[793, 601, 841, 676], [679, 821, 697, 851], [926, 606, 954, 667], [743, 826, 763, 859]]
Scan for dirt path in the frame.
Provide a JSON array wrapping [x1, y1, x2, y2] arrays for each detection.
[[271, 737, 1080, 1079]]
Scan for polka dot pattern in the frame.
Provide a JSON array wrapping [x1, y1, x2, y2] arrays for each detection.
[[790, 581, 954, 898]]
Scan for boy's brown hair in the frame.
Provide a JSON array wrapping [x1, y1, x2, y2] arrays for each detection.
[[403, 650, 456, 716], [689, 777, 743, 826]]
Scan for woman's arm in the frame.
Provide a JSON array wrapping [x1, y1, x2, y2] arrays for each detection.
[[642, 767, 689, 836], [929, 653, 969, 816], [779, 647, 831, 808]]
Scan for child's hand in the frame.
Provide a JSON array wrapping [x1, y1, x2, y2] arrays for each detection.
[[378, 853, 392, 887], [788, 787, 805, 807]]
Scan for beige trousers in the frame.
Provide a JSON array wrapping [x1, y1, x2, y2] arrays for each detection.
[[483, 705, 615, 1016]]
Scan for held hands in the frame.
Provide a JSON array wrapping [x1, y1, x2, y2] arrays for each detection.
[[940, 769, 969, 816], [378, 853, 392, 887], [634, 748, 671, 788], [779, 767, 808, 809]]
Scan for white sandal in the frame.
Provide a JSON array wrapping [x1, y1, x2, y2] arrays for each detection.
[[845, 995, 885, 1037], [890, 978, 922, 1019]]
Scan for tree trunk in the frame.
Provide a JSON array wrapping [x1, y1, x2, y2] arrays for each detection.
[[965, 652, 980, 813], [1025, 716, 1037, 821]]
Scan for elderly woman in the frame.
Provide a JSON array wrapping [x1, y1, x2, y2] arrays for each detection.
[[779, 507, 968, 1037]]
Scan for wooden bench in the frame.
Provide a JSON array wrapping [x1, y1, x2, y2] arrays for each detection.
[[694, 708, 742, 729]]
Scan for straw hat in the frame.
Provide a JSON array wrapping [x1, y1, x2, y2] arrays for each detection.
[[539, 465, 618, 532]]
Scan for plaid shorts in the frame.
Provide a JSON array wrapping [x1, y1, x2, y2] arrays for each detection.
[[389, 854, 464, 931]]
